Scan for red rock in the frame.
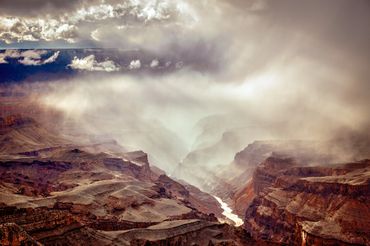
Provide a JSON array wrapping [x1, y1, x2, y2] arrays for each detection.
[[244, 158, 370, 245]]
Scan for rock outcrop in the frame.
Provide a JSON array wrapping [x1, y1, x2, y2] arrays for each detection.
[[107, 219, 257, 246], [0, 223, 41, 246], [0, 205, 111, 245], [214, 140, 367, 219], [244, 157, 370, 245]]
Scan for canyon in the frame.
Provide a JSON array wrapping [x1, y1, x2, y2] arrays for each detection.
[[0, 87, 369, 245], [1, 0, 370, 244], [0, 95, 254, 245]]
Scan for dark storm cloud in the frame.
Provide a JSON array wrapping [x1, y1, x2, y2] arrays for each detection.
[[0, 0, 193, 45], [0, 0, 91, 16], [216, 0, 370, 77], [264, 0, 370, 59]]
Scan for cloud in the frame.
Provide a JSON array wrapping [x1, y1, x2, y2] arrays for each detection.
[[0, 0, 91, 16], [150, 59, 159, 68], [90, 29, 100, 41], [0, 0, 327, 75], [0, 17, 77, 44], [129, 60, 141, 70], [1, 0, 369, 78], [18, 50, 48, 65], [0, 49, 20, 63], [0, 0, 197, 44], [69, 55, 120, 72], [38, 55, 370, 174], [43, 51, 60, 64], [0, 49, 60, 65]]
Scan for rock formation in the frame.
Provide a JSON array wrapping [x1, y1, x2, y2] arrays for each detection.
[[243, 156, 370, 245], [0, 113, 250, 245], [0, 223, 41, 246]]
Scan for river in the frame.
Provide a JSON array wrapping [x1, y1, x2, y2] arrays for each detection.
[[214, 196, 244, 227]]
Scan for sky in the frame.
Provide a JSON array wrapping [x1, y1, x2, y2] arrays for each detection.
[[1, 0, 370, 179], [2, 0, 369, 87], [1, 0, 369, 77]]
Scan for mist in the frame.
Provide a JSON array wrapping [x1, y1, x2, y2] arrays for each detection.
[[20, 0, 370, 187], [38, 58, 369, 173]]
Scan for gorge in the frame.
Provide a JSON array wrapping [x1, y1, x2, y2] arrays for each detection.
[[1, 0, 370, 245]]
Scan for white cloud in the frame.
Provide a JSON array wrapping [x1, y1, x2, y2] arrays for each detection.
[[0, 0, 196, 44], [69, 55, 120, 72], [0, 50, 20, 63], [19, 50, 47, 65], [150, 59, 159, 68], [90, 29, 100, 41], [43, 51, 60, 64], [0, 49, 60, 65], [129, 59, 141, 70], [0, 17, 76, 44], [0, 55, 6, 64]]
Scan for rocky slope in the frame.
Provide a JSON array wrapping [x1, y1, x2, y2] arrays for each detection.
[[0, 206, 111, 245], [103, 219, 257, 246], [211, 140, 366, 217], [208, 141, 306, 217], [0, 112, 250, 245], [243, 156, 370, 245], [0, 222, 41, 246]]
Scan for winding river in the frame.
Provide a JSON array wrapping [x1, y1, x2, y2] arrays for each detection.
[[214, 196, 244, 227]]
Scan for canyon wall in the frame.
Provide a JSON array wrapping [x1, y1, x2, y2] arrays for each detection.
[[243, 157, 370, 245]]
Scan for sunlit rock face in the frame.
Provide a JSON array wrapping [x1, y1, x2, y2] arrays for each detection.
[[244, 157, 370, 245]]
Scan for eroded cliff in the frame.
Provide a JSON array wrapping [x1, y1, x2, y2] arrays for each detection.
[[244, 157, 370, 245]]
